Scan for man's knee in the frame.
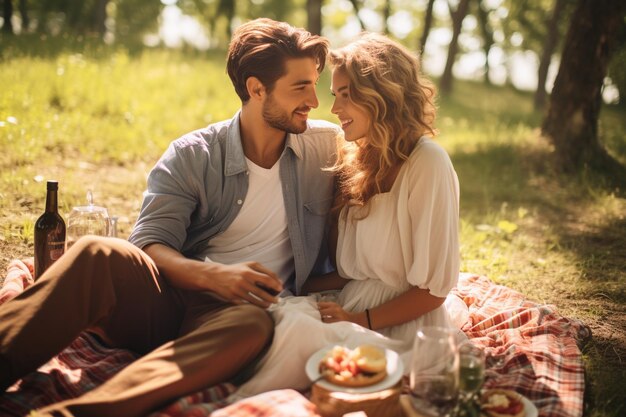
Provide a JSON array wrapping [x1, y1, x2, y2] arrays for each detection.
[[225, 305, 273, 347], [71, 236, 137, 260], [70, 235, 109, 253]]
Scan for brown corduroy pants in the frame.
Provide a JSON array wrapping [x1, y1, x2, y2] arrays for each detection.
[[0, 236, 274, 417]]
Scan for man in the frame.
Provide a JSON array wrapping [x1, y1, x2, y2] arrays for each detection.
[[0, 18, 338, 417]]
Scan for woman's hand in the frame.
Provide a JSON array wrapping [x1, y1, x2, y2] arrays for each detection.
[[318, 301, 367, 328], [317, 286, 447, 331]]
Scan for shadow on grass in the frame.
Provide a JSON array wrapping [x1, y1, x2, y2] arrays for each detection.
[[452, 140, 626, 417], [454, 141, 625, 290]]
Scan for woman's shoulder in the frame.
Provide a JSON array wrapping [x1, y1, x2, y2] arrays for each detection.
[[408, 136, 454, 170]]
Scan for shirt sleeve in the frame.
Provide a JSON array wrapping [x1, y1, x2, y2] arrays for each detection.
[[128, 139, 210, 251], [403, 140, 460, 297]]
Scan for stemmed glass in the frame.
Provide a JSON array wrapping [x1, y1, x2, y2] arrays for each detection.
[[409, 326, 459, 417], [458, 341, 486, 399]]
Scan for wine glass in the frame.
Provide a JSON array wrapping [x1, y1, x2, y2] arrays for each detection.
[[458, 341, 485, 398], [409, 326, 459, 417], [66, 190, 111, 250]]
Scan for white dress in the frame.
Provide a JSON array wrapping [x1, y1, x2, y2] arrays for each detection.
[[236, 138, 463, 397]]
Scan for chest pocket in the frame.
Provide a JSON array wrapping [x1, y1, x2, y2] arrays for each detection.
[[304, 198, 332, 216]]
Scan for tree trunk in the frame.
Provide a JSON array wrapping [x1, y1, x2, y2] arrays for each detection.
[[382, 0, 391, 35], [440, 0, 471, 95], [219, 0, 235, 39], [419, 0, 436, 55], [2, 0, 13, 34], [476, 0, 493, 84], [541, 0, 626, 179], [307, 0, 322, 35], [348, 0, 366, 30], [534, 0, 566, 110], [18, 0, 27, 32], [93, 0, 108, 35]]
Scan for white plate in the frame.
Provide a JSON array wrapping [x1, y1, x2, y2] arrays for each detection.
[[305, 345, 404, 394], [480, 394, 538, 417], [521, 395, 538, 417]]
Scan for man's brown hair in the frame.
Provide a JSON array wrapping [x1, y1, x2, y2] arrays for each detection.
[[227, 18, 329, 103]]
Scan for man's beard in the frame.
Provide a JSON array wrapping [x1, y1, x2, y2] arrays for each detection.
[[262, 94, 308, 134]]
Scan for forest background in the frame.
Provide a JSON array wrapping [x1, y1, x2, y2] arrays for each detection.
[[1, 0, 625, 416]]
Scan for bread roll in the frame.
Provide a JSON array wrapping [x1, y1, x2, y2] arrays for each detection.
[[318, 345, 388, 388]]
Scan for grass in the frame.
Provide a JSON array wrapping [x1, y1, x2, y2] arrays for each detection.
[[1, 35, 625, 416]]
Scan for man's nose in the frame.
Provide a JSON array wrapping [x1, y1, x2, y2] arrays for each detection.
[[306, 89, 319, 109]]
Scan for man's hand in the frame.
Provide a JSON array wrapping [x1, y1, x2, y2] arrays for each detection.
[[143, 243, 282, 309], [208, 261, 283, 308]]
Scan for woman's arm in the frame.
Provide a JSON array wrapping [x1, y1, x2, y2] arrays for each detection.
[[318, 286, 445, 329]]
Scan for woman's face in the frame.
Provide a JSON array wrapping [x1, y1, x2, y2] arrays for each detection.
[[330, 68, 370, 142]]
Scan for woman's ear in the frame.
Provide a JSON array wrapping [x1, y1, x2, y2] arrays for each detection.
[[246, 77, 266, 101]]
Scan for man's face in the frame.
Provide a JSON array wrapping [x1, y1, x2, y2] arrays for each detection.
[[262, 57, 320, 134]]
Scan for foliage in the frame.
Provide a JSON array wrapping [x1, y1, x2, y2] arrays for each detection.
[[3, 0, 163, 40]]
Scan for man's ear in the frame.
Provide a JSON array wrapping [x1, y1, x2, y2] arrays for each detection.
[[246, 77, 265, 100]]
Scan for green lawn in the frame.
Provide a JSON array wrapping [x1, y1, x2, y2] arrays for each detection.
[[1, 35, 625, 416]]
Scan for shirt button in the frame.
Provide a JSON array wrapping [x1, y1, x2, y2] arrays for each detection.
[[237, 199, 243, 205]]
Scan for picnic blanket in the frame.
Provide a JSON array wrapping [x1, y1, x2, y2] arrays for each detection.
[[0, 259, 591, 417]]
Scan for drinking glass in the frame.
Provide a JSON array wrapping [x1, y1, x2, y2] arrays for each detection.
[[458, 341, 485, 397], [409, 326, 459, 417], [66, 190, 111, 250]]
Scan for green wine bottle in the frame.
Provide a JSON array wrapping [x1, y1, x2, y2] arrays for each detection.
[[34, 180, 66, 280]]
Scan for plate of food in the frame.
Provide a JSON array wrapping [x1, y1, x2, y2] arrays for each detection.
[[305, 344, 404, 394], [481, 389, 538, 417]]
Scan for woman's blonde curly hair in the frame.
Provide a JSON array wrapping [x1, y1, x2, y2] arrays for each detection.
[[328, 33, 437, 214]]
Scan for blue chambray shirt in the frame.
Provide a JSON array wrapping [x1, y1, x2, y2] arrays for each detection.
[[129, 111, 339, 295]]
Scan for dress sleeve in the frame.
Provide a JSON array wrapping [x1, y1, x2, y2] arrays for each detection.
[[402, 140, 460, 297]]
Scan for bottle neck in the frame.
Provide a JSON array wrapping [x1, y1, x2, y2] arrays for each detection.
[[45, 190, 58, 213]]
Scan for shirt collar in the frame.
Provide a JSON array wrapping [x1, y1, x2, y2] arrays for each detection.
[[224, 111, 248, 176], [285, 131, 304, 160]]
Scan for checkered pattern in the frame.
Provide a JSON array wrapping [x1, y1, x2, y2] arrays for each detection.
[[451, 273, 590, 417], [0, 262, 590, 417]]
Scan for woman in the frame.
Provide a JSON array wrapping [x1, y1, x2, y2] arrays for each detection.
[[236, 33, 464, 396]]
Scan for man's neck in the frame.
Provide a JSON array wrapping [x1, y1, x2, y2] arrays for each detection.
[[239, 106, 287, 169]]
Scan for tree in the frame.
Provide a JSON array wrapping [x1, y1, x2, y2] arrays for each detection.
[[348, 0, 366, 30], [475, 0, 493, 84], [419, 0, 436, 55], [17, 0, 28, 31], [382, 0, 391, 35], [2, 0, 13, 34], [93, 0, 109, 35], [307, 0, 322, 35], [216, 0, 235, 39], [440, 0, 471, 95], [534, 0, 566, 110], [541, 0, 626, 179]]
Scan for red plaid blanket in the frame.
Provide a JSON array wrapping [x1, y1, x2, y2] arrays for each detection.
[[0, 261, 590, 417]]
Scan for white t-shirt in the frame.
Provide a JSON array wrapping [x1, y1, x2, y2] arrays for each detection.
[[204, 158, 295, 283]]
